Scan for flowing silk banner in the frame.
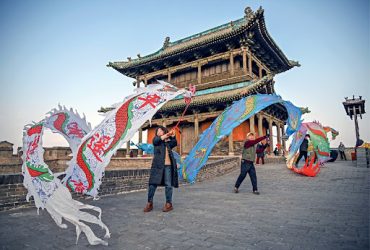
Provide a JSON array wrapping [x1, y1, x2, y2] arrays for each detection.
[[178, 94, 302, 183], [22, 82, 192, 245]]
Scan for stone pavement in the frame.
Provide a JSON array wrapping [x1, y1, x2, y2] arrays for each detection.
[[0, 161, 368, 250]]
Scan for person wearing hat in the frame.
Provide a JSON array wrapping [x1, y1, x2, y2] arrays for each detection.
[[295, 134, 310, 167], [143, 126, 178, 213], [234, 132, 269, 195]]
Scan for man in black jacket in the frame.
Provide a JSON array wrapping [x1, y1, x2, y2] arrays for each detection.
[[144, 126, 178, 213], [295, 134, 310, 167]]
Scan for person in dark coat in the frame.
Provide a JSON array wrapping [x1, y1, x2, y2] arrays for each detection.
[[143, 126, 178, 213], [256, 141, 269, 165], [338, 142, 347, 160], [273, 147, 279, 156], [295, 134, 310, 167]]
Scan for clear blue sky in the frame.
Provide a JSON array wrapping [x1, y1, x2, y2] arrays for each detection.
[[0, 0, 369, 149]]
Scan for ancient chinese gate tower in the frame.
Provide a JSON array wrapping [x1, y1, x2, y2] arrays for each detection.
[[106, 6, 299, 156]]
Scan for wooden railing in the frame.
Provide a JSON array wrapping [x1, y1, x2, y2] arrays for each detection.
[[165, 68, 263, 91], [196, 70, 254, 90]]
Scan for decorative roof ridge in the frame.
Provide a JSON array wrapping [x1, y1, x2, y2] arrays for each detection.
[[168, 17, 246, 47]]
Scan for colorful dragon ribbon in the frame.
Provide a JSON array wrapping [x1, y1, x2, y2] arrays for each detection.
[[63, 82, 192, 197], [22, 108, 110, 245], [323, 126, 339, 140], [179, 94, 303, 183], [286, 122, 338, 176], [22, 82, 192, 245], [130, 142, 154, 154]]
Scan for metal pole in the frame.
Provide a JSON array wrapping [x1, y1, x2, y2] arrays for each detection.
[[354, 107, 360, 142]]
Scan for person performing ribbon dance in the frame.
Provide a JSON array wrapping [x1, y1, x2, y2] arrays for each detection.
[[234, 132, 269, 195], [144, 84, 195, 213], [144, 127, 178, 212]]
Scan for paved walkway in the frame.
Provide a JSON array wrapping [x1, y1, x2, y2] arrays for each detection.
[[0, 161, 369, 250]]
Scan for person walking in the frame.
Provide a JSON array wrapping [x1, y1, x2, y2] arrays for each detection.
[[234, 132, 269, 195], [143, 126, 178, 213], [338, 142, 347, 160], [256, 141, 269, 165], [295, 134, 310, 167]]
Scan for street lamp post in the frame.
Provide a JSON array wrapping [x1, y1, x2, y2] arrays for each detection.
[[342, 96, 368, 168], [342, 95, 366, 144]]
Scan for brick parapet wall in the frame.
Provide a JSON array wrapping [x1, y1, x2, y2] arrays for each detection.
[[0, 157, 152, 175], [195, 157, 240, 182], [0, 156, 240, 211], [331, 147, 355, 160]]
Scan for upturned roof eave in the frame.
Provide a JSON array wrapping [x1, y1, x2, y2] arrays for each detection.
[[107, 6, 299, 77], [107, 9, 261, 70]]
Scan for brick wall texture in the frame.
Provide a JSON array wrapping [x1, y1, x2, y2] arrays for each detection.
[[0, 157, 240, 211]]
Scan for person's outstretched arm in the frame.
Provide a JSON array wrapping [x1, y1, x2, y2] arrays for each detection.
[[244, 135, 268, 148]]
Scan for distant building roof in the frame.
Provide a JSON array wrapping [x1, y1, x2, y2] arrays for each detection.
[[0, 141, 13, 146], [0, 141, 14, 151]]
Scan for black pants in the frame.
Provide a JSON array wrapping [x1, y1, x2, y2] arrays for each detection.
[[235, 160, 257, 191], [339, 151, 347, 160], [256, 156, 264, 164], [295, 151, 308, 165]]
